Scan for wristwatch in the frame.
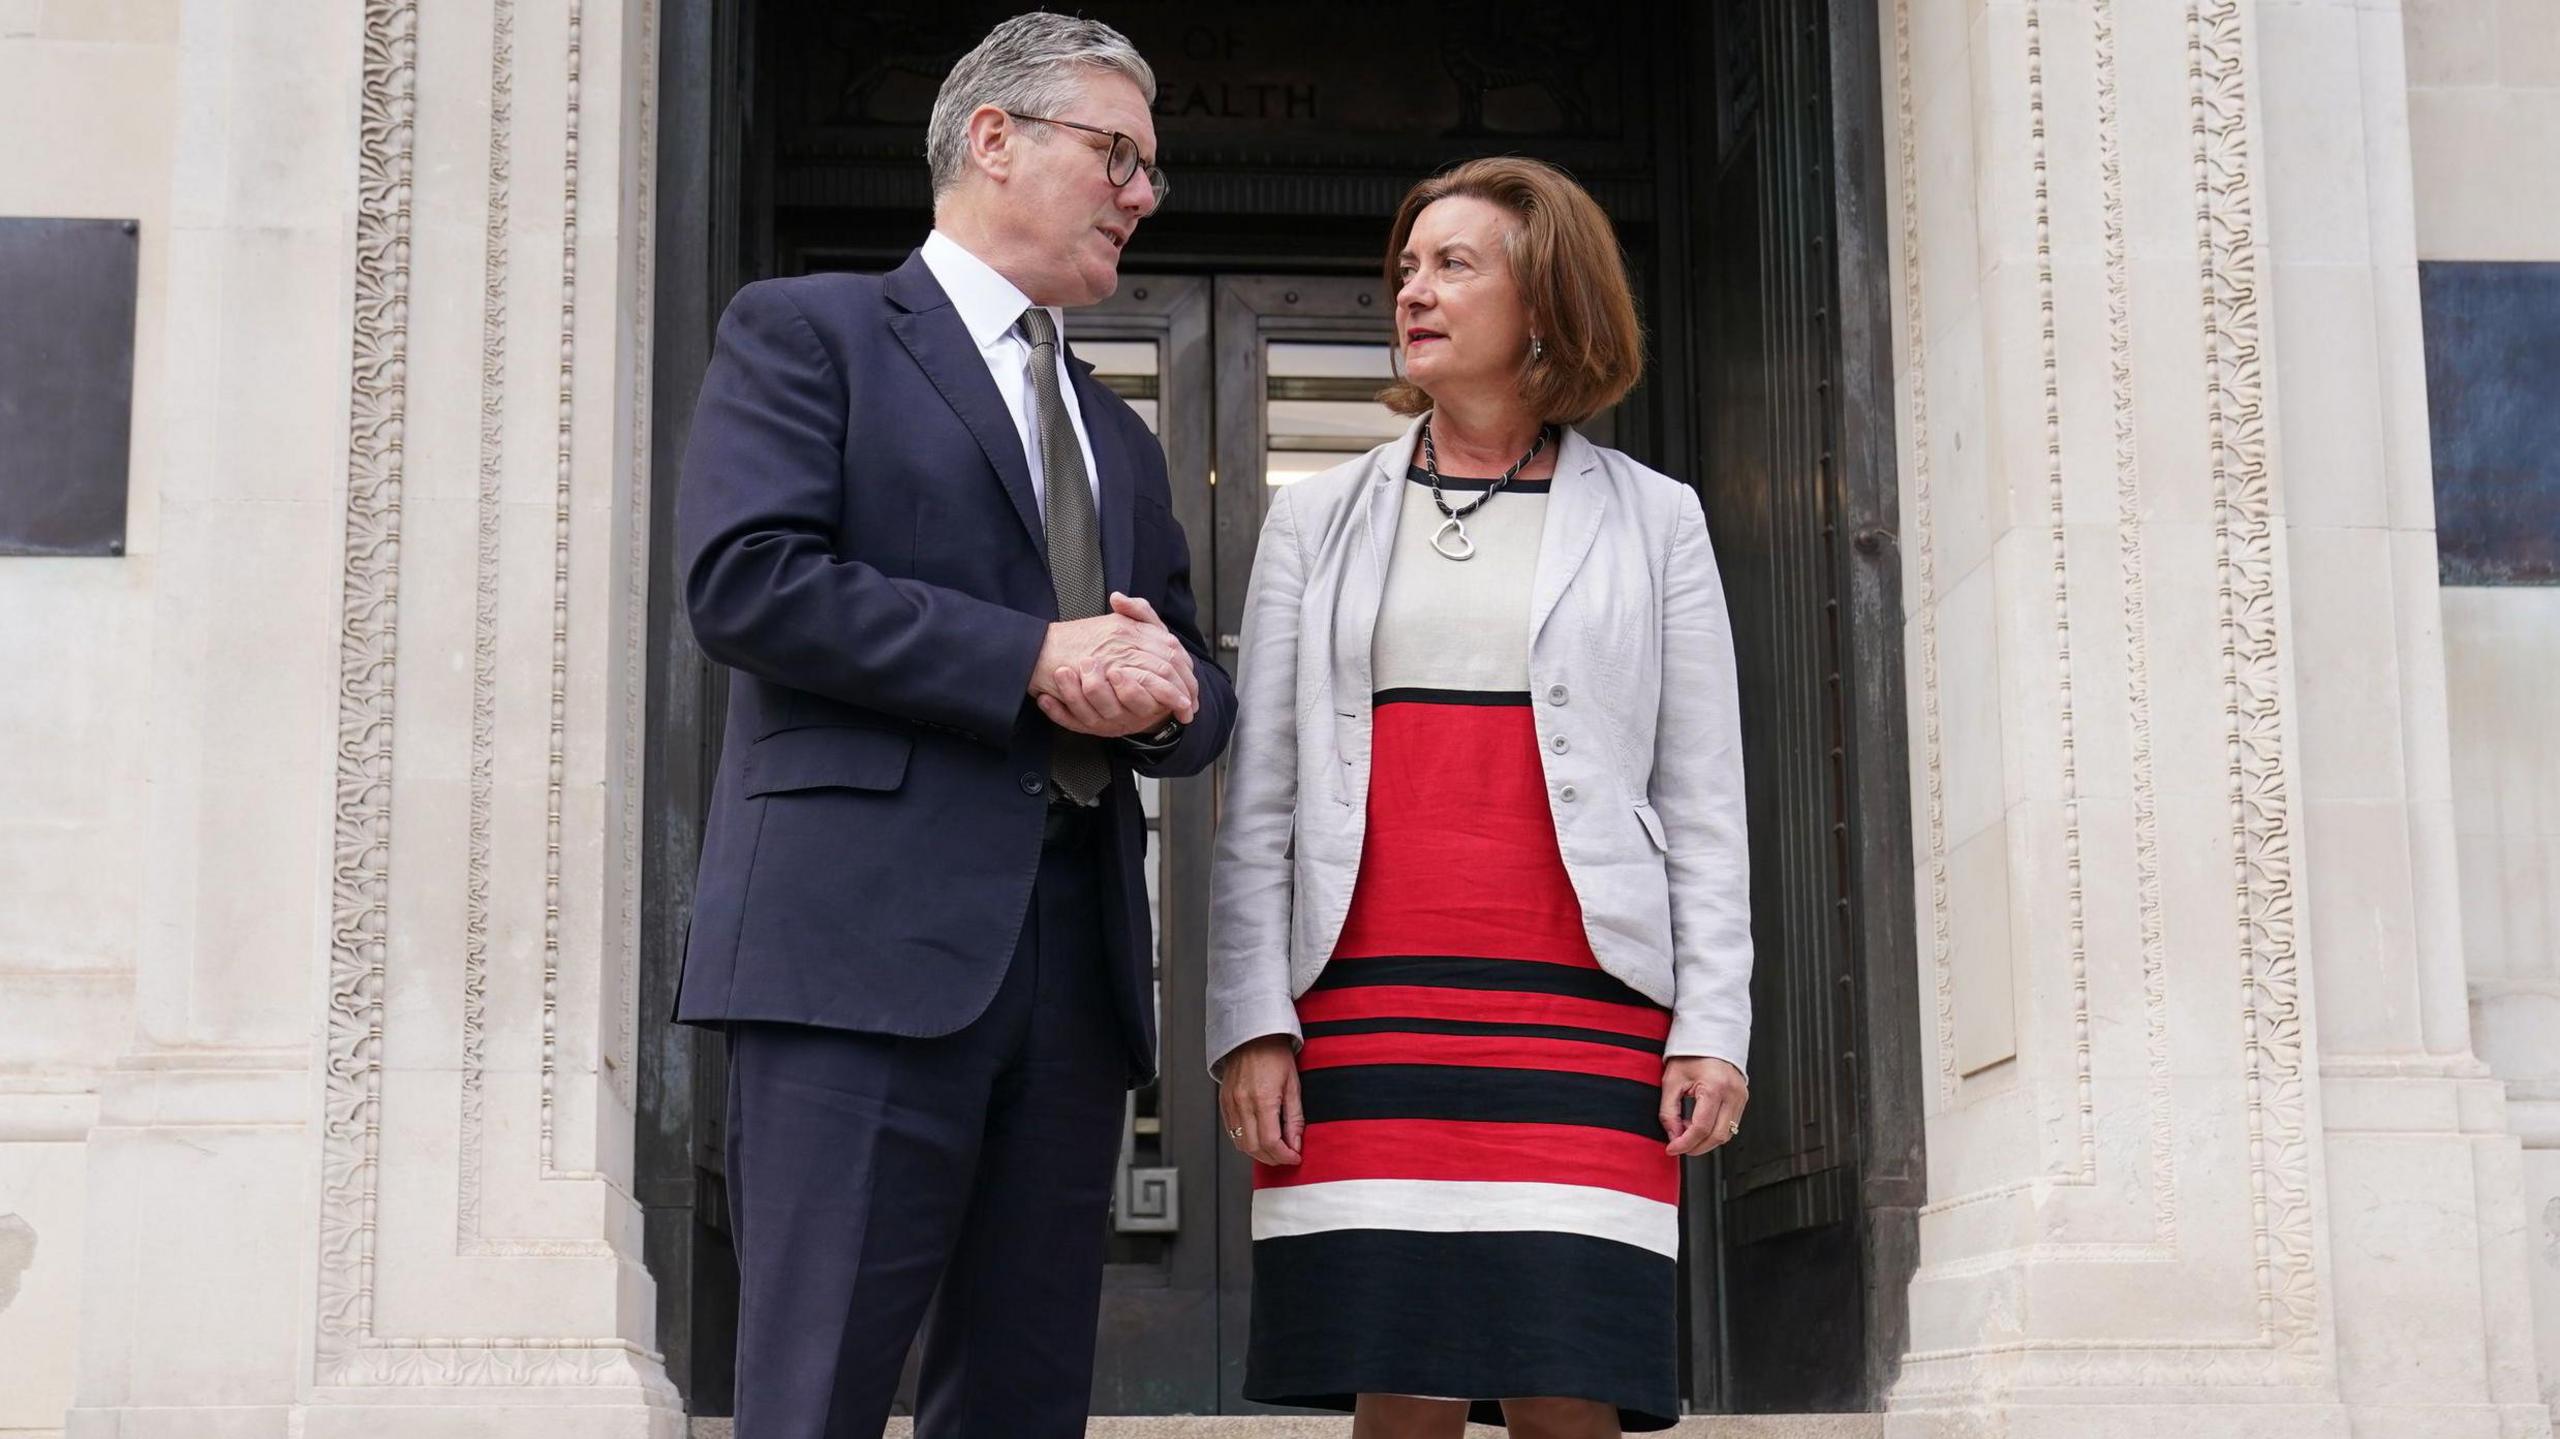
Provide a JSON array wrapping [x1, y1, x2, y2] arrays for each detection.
[[1126, 715, 1187, 751]]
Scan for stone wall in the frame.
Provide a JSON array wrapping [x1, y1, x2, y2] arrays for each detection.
[[2404, 0, 2560, 1417], [1876, 0, 2551, 1432], [0, 0, 676, 1433], [0, 2, 176, 1433], [2405, 0, 2559, 263]]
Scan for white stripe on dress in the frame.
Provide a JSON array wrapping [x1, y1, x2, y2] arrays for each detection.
[[1252, 1179, 1679, 1258]]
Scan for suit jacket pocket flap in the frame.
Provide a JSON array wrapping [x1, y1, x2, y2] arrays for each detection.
[[743, 724, 913, 796], [1632, 800, 1669, 853]]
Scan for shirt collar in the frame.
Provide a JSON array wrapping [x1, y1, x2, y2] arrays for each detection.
[[921, 229, 1062, 352]]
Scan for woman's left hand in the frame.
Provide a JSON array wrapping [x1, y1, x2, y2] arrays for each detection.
[[1659, 1056, 1748, 1157]]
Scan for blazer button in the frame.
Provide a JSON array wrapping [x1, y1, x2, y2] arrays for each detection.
[[1020, 773, 1047, 797], [1546, 683, 1570, 705], [1558, 784, 1579, 803]]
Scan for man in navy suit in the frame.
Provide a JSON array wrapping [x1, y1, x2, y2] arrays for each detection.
[[672, 15, 1232, 1435]]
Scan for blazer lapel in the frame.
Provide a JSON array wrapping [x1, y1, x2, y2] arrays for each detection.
[[1069, 354, 1136, 596], [1341, 417, 1425, 699], [1530, 426, 1607, 643], [1362, 415, 1426, 587], [883, 252, 1048, 565]]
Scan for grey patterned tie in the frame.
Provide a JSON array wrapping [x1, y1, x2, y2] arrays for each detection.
[[1018, 307, 1111, 804]]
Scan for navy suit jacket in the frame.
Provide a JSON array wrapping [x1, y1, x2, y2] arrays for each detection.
[[672, 251, 1235, 1082]]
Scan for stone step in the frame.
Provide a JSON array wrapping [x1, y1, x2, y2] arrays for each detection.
[[691, 1418, 1880, 1438]]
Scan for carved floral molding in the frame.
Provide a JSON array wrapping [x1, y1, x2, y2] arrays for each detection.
[[319, 0, 663, 1388], [1888, 0, 2319, 1390]]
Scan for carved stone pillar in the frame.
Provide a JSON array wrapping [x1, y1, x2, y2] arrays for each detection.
[[2253, 4, 2546, 1433], [65, 0, 676, 1433], [1878, 0, 2550, 1433]]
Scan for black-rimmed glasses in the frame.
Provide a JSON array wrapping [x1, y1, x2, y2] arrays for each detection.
[[1004, 111, 1169, 206]]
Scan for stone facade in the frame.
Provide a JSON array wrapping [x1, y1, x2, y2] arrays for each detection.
[[1, 0, 676, 1433], [0, 0, 2550, 1435], [1879, 0, 2550, 1434], [2407, 0, 2560, 1420]]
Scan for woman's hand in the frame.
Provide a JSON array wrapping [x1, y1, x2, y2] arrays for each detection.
[[1660, 1056, 1748, 1157], [1217, 1035, 1305, 1166]]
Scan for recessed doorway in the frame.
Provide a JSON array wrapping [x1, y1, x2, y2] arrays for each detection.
[[641, 0, 1922, 1417]]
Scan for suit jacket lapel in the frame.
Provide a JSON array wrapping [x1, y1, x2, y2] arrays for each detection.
[[1340, 416, 1425, 700], [883, 252, 1048, 565], [1363, 415, 1426, 589], [1530, 426, 1607, 643], [1069, 354, 1136, 596]]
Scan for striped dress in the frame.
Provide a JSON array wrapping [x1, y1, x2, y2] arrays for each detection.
[[1243, 463, 1681, 1428]]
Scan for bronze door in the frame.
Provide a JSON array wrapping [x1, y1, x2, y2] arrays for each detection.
[[1072, 275, 1225, 1410], [1683, 0, 1923, 1410], [1203, 274, 1430, 1411], [1085, 273, 1419, 1412]]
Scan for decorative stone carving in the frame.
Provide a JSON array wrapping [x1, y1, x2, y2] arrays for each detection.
[[1909, 0, 2178, 1234], [2024, 0, 2099, 1188], [2188, 0, 2318, 1361], [1884, 0, 2322, 1396], [458, 0, 514, 1257], [1891, 0, 1959, 1110], [317, 0, 417, 1381], [454, 0, 612, 1261], [2095, 0, 2178, 1244], [321, 0, 666, 1387]]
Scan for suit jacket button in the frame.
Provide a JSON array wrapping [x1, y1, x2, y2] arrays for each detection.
[[1021, 773, 1047, 797], [1546, 683, 1570, 705]]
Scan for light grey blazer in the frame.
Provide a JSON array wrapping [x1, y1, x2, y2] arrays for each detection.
[[1205, 417, 1754, 1075]]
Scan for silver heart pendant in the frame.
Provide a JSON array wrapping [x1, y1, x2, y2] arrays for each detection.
[[1431, 516, 1476, 561]]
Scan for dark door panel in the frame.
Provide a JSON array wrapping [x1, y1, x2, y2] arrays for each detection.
[[1687, 0, 1922, 1411], [1072, 276, 1227, 1411]]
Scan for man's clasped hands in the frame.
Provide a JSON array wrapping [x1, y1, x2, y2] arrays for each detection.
[[1032, 592, 1200, 738]]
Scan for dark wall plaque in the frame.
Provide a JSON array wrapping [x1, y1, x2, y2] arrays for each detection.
[[2420, 260, 2560, 585], [0, 217, 140, 557]]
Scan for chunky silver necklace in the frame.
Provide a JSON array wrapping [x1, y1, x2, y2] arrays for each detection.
[[1420, 420, 1552, 561]]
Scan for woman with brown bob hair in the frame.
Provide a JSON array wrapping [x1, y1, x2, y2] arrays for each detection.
[[1207, 157, 1758, 1434]]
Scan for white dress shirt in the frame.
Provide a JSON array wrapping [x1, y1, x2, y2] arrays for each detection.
[[919, 229, 1103, 522]]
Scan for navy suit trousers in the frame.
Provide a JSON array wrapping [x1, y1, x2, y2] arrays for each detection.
[[724, 825, 1129, 1438]]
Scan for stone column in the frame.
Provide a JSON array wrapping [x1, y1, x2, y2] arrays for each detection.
[[2252, 2, 2544, 1432], [1877, 0, 2550, 1434], [2405, 0, 2560, 1415], [2445, 593, 2560, 1421], [63, 0, 676, 1433]]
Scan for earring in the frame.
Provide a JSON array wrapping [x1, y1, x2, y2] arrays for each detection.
[[1530, 337, 1546, 362]]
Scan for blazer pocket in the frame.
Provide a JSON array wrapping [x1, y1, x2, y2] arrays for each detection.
[[742, 724, 913, 797], [1632, 800, 1670, 854]]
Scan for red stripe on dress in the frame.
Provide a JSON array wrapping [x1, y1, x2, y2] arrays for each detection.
[[1334, 701, 1599, 968], [1297, 1031, 1666, 1086], [1295, 983, 1673, 1042], [1255, 1119, 1678, 1203]]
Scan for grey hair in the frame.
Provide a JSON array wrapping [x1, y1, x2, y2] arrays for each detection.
[[927, 13, 1157, 200]]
